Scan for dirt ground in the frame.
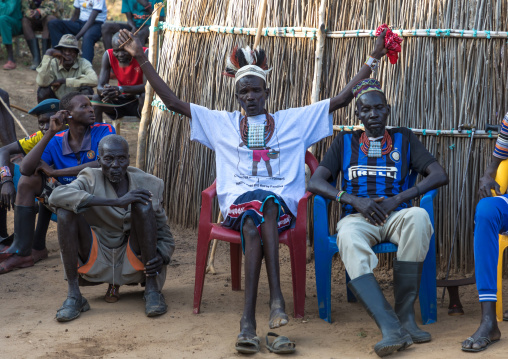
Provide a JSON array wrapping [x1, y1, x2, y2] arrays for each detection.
[[1, 53, 508, 359]]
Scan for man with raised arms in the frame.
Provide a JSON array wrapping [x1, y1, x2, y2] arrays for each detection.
[[118, 28, 388, 354]]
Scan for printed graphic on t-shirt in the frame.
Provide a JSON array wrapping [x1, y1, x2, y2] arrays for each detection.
[[235, 127, 284, 189], [348, 165, 398, 179]]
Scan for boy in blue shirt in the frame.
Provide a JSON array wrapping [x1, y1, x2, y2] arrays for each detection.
[[0, 92, 115, 274]]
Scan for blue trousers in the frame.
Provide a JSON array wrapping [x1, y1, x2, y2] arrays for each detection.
[[474, 195, 508, 302], [47, 19, 103, 63]]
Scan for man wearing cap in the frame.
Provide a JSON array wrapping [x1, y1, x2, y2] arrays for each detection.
[[118, 29, 389, 354], [36, 34, 98, 101], [0, 92, 115, 274], [0, 99, 64, 272], [48, 0, 107, 63], [92, 32, 148, 122], [308, 79, 448, 357]]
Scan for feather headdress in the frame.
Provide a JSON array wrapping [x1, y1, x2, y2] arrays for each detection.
[[223, 46, 271, 83]]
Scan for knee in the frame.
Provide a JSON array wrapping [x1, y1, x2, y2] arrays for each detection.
[[101, 23, 114, 36], [78, 86, 94, 96], [242, 217, 259, 240], [56, 207, 75, 222], [131, 201, 153, 217], [262, 198, 278, 220], [475, 197, 503, 224], [47, 19, 59, 30], [405, 207, 431, 226], [21, 17, 31, 29], [43, 15, 57, 25], [17, 174, 41, 192], [92, 94, 101, 102], [37, 87, 56, 102]]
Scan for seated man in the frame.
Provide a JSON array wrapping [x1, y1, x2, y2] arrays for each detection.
[[101, 0, 165, 50], [0, 99, 63, 268], [48, 0, 107, 63], [461, 114, 508, 352], [21, 0, 63, 70], [118, 29, 388, 353], [0, 0, 22, 70], [48, 134, 174, 321], [92, 32, 147, 122], [0, 92, 114, 275], [0, 87, 17, 247], [308, 79, 448, 357], [36, 34, 98, 101]]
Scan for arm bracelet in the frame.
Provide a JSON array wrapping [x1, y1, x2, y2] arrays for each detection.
[[364, 56, 380, 71], [336, 190, 346, 203]]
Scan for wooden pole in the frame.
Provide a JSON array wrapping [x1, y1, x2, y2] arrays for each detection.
[[308, 0, 327, 155], [0, 97, 29, 137], [136, 3, 163, 170], [253, 0, 268, 49]]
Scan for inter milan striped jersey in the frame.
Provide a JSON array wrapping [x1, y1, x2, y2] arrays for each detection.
[[493, 112, 508, 159], [319, 127, 436, 216]]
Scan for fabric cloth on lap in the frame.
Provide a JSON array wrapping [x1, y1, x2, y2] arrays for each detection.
[[190, 99, 333, 218]]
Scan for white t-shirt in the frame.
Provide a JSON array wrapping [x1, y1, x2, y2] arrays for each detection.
[[190, 100, 333, 218], [74, 0, 108, 23]]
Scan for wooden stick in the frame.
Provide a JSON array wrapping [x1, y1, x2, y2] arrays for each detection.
[[253, 0, 268, 49], [10, 104, 30, 114], [136, 3, 163, 170], [0, 97, 29, 137], [119, 3, 164, 49]]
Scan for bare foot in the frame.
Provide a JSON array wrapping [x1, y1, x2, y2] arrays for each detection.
[[269, 299, 289, 329], [238, 316, 257, 341], [462, 303, 501, 351]]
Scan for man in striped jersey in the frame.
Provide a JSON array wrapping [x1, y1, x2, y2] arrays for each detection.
[[308, 79, 448, 357], [461, 114, 508, 352]]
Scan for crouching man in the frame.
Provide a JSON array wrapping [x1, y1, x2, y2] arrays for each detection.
[[308, 79, 448, 357], [48, 134, 174, 322]]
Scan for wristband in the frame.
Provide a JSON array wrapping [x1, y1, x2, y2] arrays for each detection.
[[365, 56, 380, 71], [0, 166, 12, 180], [1, 178, 14, 186], [336, 190, 346, 203], [118, 86, 124, 94]]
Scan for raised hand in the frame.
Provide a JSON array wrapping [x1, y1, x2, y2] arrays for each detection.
[[118, 29, 145, 58], [372, 28, 388, 59], [49, 110, 68, 133], [114, 189, 152, 207]]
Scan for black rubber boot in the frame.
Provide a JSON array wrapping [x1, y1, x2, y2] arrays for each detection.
[[26, 38, 41, 70], [41, 38, 51, 56], [393, 260, 432, 343], [6, 205, 37, 256], [348, 273, 413, 357]]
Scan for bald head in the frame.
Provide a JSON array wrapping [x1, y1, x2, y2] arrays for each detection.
[[98, 134, 129, 156]]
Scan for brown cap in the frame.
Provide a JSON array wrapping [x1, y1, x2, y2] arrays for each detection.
[[55, 34, 80, 53]]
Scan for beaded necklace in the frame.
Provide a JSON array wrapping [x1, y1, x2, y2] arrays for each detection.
[[240, 111, 275, 148], [359, 131, 393, 157]]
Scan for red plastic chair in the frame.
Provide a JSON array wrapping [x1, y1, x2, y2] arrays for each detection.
[[193, 151, 319, 318]]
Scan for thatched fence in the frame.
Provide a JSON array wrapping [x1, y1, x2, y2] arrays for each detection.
[[139, 0, 508, 275]]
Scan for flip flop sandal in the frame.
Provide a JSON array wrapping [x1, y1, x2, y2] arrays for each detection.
[[235, 336, 260, 354], [265, 332, 296, 354], [461, 336, 500, 352], [56, 296, 90, 322]]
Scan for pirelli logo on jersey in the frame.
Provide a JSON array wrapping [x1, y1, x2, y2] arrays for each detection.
[[348, 165, 398, 179]]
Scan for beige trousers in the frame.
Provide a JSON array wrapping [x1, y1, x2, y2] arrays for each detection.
[[336, 207, 433, 280]]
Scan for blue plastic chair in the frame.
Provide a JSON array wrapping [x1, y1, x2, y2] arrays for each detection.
[[313, 174, 438, 324], [13, 163, 58, 222]]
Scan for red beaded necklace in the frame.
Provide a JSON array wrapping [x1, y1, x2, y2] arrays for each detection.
[[359, 131, 393, 156]]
